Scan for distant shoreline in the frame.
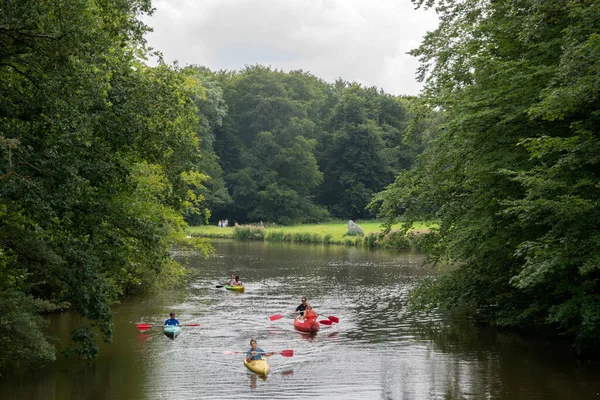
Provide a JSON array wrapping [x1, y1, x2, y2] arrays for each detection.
[[187, 221, 433, 250]]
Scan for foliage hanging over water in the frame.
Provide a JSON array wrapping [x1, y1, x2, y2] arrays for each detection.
[[0, 0, 212, 373], [375, 0, 600, 353]]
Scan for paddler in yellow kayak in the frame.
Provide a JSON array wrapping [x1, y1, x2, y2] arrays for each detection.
[[233, 276, 244, 287], [244, 338, 274, 376], [225, 272, 236, 286], [245, 338, 274, 361]]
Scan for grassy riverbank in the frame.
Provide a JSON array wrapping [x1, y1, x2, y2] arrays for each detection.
[[187, 221, 434, 250]]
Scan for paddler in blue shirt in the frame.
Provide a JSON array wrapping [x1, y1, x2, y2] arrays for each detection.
[[245, 338, 274, 362], [164, 312, 180, 326]]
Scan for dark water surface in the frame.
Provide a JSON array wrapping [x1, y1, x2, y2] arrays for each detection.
[[3, 240, 599, 399]]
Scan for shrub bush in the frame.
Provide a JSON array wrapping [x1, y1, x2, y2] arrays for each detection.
[[233, 226, 265, 241]]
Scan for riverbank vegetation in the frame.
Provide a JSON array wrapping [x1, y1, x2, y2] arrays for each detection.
[[189, 221, 433, 249], [0, 0, 212, 374], [374, 0, 600, 354]]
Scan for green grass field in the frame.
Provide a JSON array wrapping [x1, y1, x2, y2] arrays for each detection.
[[187, 220, 433, 242]]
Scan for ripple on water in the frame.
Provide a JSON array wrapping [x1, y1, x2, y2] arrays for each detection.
[[3, 241, 597, 400]]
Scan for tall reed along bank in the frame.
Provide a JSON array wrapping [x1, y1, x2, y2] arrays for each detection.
[[188, 221, 433, 251]]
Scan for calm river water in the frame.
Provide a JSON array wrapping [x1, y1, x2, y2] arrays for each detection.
[[2, 240, 599, 399]]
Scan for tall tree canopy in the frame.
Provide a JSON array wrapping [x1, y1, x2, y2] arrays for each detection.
[[375, 0, 600, 352], [318, 83, 413, 219], [213, 66, 331, 224], [0, 0, 210, 372], [203, 67, 426, 224]]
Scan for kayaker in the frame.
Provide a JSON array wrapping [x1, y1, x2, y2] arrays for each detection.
[[245, 338, 274, 362], [234, 276, 244, 286], [304, 304, 319, 324], [294, 297, 308, 317], [164, 312, 180, 326], [226, 273, 236, 286]]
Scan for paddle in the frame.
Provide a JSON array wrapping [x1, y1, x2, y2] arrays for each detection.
[[215, 285, 225, 288], [269, 314, 284, 321], [270, 314, 339, 323], [136, 323, 200, 331], [222, 350, 294, 357], [270, 311, 307, 321]]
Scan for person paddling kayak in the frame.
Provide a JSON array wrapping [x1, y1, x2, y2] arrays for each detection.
[[164, 312, 180, 326], [245, 338, 274, 362], [294, 296, 308, 317], [233, 276, 244, 286], [225, 273, 236, 286], [304, 304, 319, 324]]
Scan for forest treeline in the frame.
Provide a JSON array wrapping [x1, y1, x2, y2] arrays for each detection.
[[1, 0, 599, 376], [184, 65, 438, 226]]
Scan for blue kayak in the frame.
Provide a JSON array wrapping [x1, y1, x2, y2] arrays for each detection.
[[163, 325, 182, 339]]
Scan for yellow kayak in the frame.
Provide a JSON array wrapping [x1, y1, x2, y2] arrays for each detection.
[[225, 285, 245, 293], [244, 357, 270, 376]]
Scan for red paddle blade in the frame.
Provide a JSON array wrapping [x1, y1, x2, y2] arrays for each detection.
[[136, 324, 152, 330], [222, 351, 239, 355], [279, 350, 294, 357], [269, 314, 284, 321], [328, 316, 339, 323], [184, 324, 201, 327], [319, 319, 333, 325]]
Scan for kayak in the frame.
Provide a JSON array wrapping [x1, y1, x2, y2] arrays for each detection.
[[225, 285, 245, 293], [293, 316, 320, 334], [244, 357, 270, 376], [163, 325, 182, 339]]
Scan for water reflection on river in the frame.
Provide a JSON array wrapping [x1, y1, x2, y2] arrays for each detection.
[[2, 240, 599, 399]]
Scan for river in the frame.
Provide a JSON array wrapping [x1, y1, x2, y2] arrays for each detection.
[[2, 240, 599, 399]]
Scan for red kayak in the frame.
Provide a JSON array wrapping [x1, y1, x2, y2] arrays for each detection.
[[293, 316, 320, 334]]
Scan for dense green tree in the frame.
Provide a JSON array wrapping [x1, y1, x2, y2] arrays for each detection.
[[318, 84, 410, 219], [0, 0, 210, 372], [213, 66, 329, 224], [182, 66, 231, 225], [206, 68, 426, 223], [375, 0, 600, 352]]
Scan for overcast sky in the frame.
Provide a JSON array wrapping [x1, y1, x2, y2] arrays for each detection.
[[142, 0, 439, 96]]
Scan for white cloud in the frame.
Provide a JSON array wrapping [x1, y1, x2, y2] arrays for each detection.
[[142, 0, 439, 95]]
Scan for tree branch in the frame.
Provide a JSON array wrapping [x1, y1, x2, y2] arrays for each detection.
[[0, 62, 39, 87]]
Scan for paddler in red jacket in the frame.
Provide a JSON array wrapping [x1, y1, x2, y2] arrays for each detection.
[[304, 304, 319, 324]]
